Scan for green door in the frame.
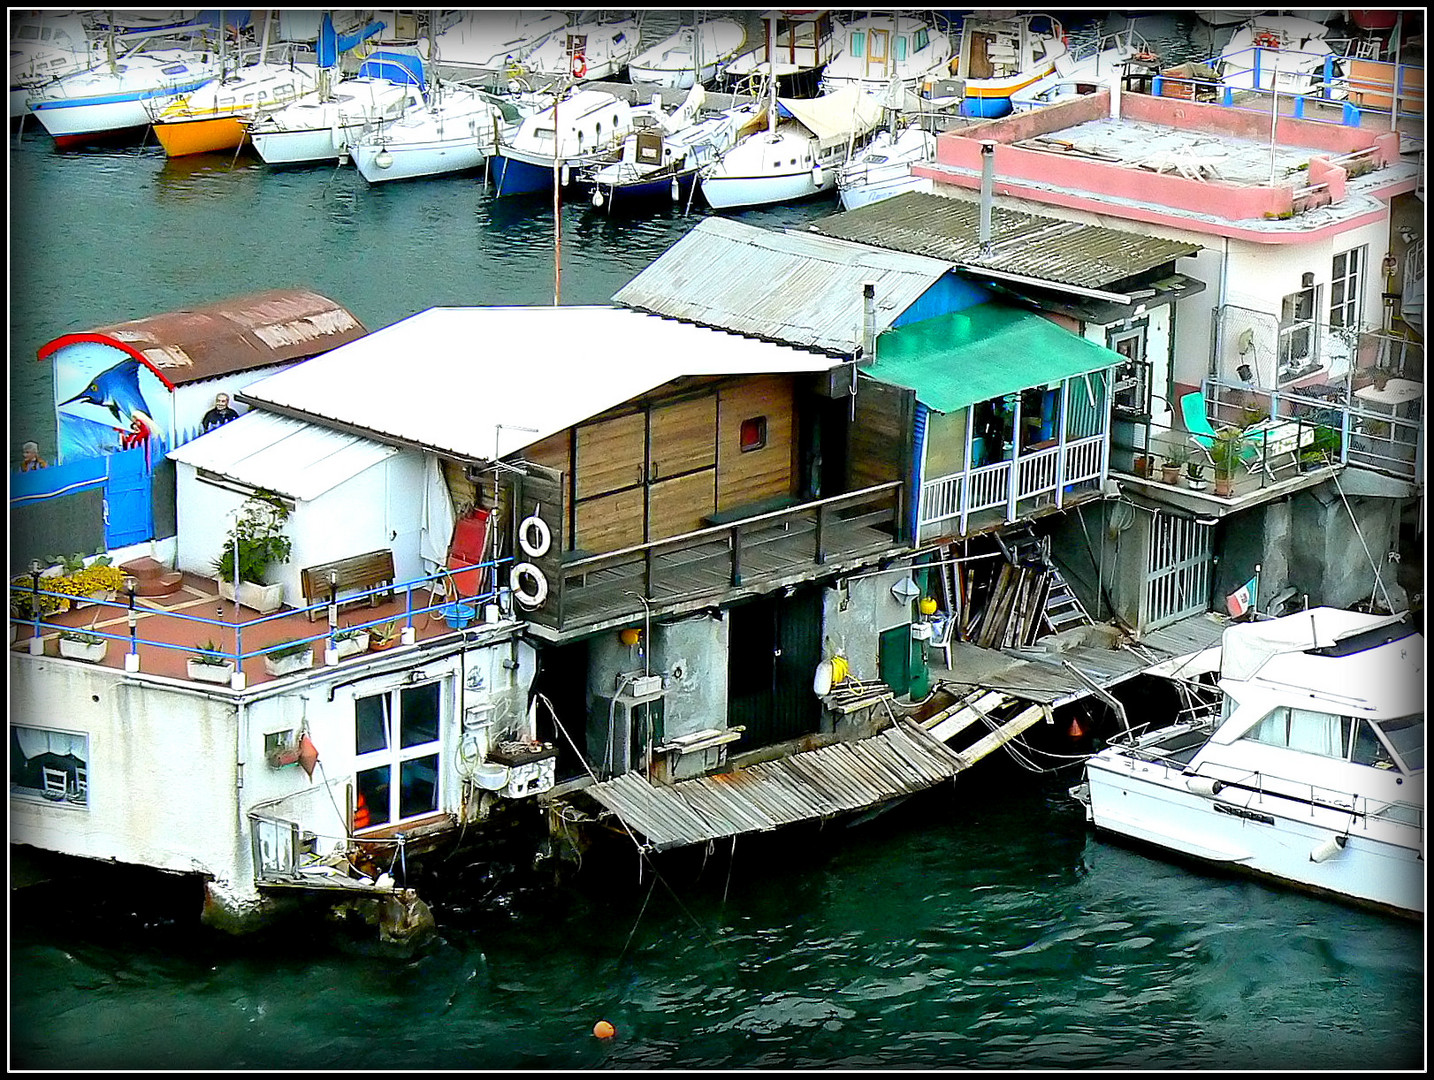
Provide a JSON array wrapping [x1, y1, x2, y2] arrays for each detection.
[[879, 625, 913, 697]]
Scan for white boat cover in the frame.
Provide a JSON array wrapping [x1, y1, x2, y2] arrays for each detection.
[[777, 86, 885, 149], [1220, 607, 1412, 682]]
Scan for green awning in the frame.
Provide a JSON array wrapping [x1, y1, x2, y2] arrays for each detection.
[[869, 304, 1122, 413]]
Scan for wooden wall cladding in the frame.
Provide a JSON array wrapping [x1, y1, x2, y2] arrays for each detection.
[[648, 395, 716, 481], [647, 469, 717, 538], [575, 411, 645, 500], [849, 377, 910, 491], [575, 485, 645, 551], [716, 375, 794, 511]]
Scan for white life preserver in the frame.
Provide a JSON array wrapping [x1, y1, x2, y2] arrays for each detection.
[[518, 514, 551, 558], [510, 562, 549, 608]]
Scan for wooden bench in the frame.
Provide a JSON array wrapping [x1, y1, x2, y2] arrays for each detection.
[[702, 494, 801, 527], [300, 549, 395, 621]]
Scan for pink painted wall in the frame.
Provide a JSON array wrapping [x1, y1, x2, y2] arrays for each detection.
[[1306, 158, 1347, 202]]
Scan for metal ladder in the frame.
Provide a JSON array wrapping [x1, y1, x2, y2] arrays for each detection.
[[996, 523, 1093, 636]]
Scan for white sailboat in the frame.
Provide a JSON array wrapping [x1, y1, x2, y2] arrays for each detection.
[[836, 122, 936, 211], [10, 11, 102, 119], [700, 81, 885, 211], [521, 14, 642, 84], [628, 15, 748, 89], [819, 12, 954, 96]]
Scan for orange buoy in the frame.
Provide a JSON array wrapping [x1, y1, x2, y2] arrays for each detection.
[[353, 790, 371, 830], [593, 1020, 616, 1039], [1068, 716, 1085, 739]]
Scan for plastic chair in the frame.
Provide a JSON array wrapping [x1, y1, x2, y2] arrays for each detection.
[[1179, 391, 1259, 471], [929, 613, 955, 671]]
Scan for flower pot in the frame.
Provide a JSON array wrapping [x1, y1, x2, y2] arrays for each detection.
[[1161, 466, 1181, 485], [1213, 476, 1235, 497], [334, 631, 370, 659], [1186, 477, 1208, 491], [369, 636, 398, 652], [188, 658, 236, 684], [263, 648, 315, 677], [59, 637, 108, 663], [218, 579, 285, 614]]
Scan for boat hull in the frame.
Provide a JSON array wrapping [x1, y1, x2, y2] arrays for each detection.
[[153, 115, 249, 157], [352, 138, 487, 183], [250, 123, 362, 165], [591, 169, 698, 211], [1083, 754, 1424, 918], [839, 172, 932, 211], [493, 148, 609, 197], [701, 166, 836, 211]]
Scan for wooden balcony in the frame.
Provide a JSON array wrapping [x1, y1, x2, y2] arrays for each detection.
[[526, 482, 907, 638]]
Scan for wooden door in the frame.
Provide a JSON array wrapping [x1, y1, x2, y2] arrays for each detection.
[[646, 395, 717, 540], [574, 411, 645, 550]]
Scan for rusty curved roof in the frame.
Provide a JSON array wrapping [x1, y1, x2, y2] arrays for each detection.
[[38, 288, 368, 385]]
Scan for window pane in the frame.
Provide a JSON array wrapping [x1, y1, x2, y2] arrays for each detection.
[[356, 695, 388, 754], [401, 682, 440, 748], [1352, 719, 1395, 769], [356, 765, 391, 828], [399, 754, 440, 818], [1375, 713, 1424, 771], [852, 31, 864, 58]]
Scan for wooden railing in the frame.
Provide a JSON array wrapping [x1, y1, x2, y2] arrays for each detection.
[[532, 482, 904, 632], [920, 434, 1107, 534]]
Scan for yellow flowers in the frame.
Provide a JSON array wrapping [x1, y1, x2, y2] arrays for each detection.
[[45, 564, 127, 599]]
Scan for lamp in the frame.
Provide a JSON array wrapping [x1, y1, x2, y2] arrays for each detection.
[[618, 627, 641, 647], [124, 574, 140, 671]]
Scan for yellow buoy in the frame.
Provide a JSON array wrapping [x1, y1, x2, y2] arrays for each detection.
[[919, 597, 938, 616], [618, 627, 641, 646], [593, 1020, 616, 1039]]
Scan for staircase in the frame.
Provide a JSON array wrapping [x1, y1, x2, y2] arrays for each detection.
[[995, 523, 1092, 637], [119, 556, 182, 598], [1402, 237, 1423, 335]]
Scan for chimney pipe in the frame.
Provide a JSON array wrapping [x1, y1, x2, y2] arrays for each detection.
[[979, 141, 995, 257], [1110, 71, 1122, 120], [860, 281, 877, 365]]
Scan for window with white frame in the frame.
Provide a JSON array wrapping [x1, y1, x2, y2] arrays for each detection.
[[10, 726, 88, 806], [353, 681, 443, 831], [1329, 247, 1365, 331], [1277, 279, 1320, 382]]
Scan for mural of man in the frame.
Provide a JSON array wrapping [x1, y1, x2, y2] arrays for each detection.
[[201, 393, 240, 432]]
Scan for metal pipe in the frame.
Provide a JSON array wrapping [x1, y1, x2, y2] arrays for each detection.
[[979, 141, 995, 257]]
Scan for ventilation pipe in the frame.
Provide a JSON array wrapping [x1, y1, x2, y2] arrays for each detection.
[[979, 141, 995, 257], [860, 281, 877, 365], [1110, 69, 1122, 120]]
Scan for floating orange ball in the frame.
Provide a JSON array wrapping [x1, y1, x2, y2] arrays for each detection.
[[593, 1020, 616, 1040]]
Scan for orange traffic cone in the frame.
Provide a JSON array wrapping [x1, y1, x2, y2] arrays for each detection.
[[1068, 716, 1085, 739]]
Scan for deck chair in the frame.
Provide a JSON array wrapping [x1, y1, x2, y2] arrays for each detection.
[[928, 612, 955, 671], [42, 766, 68, 799], [1178, 391, 1259, 472]]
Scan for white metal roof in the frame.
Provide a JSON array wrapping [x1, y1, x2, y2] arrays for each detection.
[[167, 409, 398, 501], [237, 306, 840, 462]]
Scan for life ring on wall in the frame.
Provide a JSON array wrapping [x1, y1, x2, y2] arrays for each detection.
[[510, 562, 549, 608], [518, 514, 551, 558], [571, 52, 587, 79], [1253, 31, 1280, 50]]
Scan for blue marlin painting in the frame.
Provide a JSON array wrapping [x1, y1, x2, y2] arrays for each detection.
[[47, 339, 171, 464], [59, 357, 158, 433]]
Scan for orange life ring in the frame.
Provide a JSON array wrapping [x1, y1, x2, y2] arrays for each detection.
[[1254, 31, 1280, 50], [571, 52, 587, 79]]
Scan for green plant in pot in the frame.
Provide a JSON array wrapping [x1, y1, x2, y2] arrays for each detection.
[[214, 490, 291, 614], [1184, 458, 1208, 490], [1161, 444, 1188, 484], [1211, 427, 1244, 495], [1301, 425, 1341, 469]]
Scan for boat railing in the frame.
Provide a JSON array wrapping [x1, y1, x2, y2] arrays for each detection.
[[9, 560, 510, 681]]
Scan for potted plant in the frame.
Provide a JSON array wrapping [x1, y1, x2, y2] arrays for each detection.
[[332, 625, 370, 659], [263, 638, 315, 677], [9, 575, 69, 620], [1161, 445, 1188, 485], [58, 628, 108, 663], [368, 620, 400, 651], [1301, 426, 1341, 470], [1185, 459, 1209, 491], [1211, 428, 1243, 497], [188, 639, 236, 684], [214, 490, 291, 615]]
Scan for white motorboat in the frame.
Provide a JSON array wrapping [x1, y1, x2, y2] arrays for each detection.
[[351, 80, 527, 184], [248, 51, 427, 166], [520, 15, 642, 84], [25, 44, 223, 148], [722, 10, 841, 99], [819, 12, 954, 96], [587, 86, 762, 212], [1009, 27, 1159, 112], [700, 83, 885, 212], [10, 10, 102, 119], [923, 12, 1069, 119], [836, 122, 936, 211], [418, 10, 567, 75], [628, 17, 748, 89], [491, 87, 662, 197], [1073, 608, 1424, 919], [1218, 14, 1346, 97]]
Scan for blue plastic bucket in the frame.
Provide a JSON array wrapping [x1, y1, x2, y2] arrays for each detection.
[[442, 601, 476, 628]]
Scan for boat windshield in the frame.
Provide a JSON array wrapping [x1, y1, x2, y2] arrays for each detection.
[[1371, 713, 1424, 773]]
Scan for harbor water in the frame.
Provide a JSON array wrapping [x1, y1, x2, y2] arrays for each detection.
[[7, 10, 1424, 1071]]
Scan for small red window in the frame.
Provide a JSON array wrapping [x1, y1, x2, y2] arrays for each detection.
[[739, 416, 767, 452]]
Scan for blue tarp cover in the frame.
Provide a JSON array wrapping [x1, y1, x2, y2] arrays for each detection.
[[357, 50, 426, 88]]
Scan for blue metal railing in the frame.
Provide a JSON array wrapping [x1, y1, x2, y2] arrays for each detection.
[[11, 559, 511, 671]]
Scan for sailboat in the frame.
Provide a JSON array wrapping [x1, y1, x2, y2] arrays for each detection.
[[25, 29, 223, 148], [151, 12, 336, 158], [819, 12, 954, 95], [699, 79, 885, 211], [248, 16, 425, 166], [521, 14, 642, 84], [628, 15, 748, 89], [10, 11, 102, 120]]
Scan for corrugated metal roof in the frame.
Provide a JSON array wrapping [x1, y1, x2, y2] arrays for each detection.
[[46, 288, 368, 385], [808, 191, 1201, 289], [239, 306, 840, 463], [611, 216, 952, 355], [583, 720, 966, 852], [870, 303, 1120, 413], [167, 410, 397, 501]]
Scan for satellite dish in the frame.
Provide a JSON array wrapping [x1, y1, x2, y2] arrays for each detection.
[[1236, 328, 1255, 356], [813, 659, 834, 697]]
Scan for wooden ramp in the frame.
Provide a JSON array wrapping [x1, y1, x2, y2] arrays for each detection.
[[920, 687, 1051, 767], [582, 720, 968, 852]]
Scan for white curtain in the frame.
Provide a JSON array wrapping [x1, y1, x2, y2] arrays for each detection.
[[15, 727, 87, 760], [418, 453, 456, 575]]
